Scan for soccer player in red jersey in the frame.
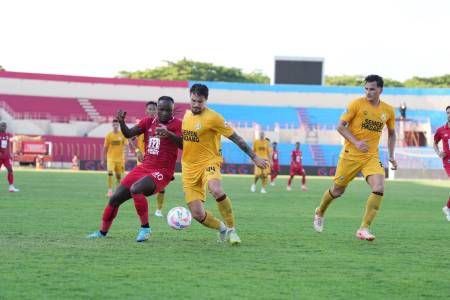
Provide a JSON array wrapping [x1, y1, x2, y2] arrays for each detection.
[[287, 142, 307, 191], [87, 96, 182, 241], [270, 142, 280, 186], [433, 105, 450, 221], [0, 122, 19, 192]]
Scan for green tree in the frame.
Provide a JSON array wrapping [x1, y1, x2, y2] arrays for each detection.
[[118, 58, 270, 83], [0, 65, 4, 71], [325, 75, 404, 87], [404, 75, 450, 88]]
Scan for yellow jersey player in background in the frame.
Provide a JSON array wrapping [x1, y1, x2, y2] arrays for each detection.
[[103, 119, 129, 197], [250, 132, 272, 193], [182, 84, 268, 245], [132, 101, 167, 217], [313, 74, 398, 241]]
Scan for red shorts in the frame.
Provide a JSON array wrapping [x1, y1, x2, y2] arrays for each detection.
[[121, 165, 173, 194], [290, 165, 305, 176], [0, 156, 12, 169], [444, 159, 450, 178], [272, 163, 280, 173]]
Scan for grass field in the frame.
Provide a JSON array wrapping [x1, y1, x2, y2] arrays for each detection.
[[1, 170, 449, 299]]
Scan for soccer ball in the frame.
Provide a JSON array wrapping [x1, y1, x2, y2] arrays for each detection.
[[167, 207, 192, 230]]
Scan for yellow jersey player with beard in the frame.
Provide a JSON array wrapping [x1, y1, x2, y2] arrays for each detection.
[[182, 84, 268, 245], [313, 75, 398, 241]]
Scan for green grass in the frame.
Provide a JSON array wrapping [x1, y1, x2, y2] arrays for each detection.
[[0, 170, 449, 299]]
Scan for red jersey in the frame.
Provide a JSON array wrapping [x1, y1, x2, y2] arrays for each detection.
[[272, 149, 279, 164], [291, 150, 303, 166], [434, 124, 450, 157], [137, 116, 182, 174], [0, 132, 12, 159]]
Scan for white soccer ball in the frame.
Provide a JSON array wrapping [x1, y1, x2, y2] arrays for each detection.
[[167, 207, 192, 230]]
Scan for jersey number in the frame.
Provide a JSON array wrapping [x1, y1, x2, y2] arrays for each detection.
[[148, 137, 160, 155]]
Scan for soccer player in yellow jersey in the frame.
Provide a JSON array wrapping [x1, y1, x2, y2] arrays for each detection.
[[103, 119, 129, 197], [182, 84, 268, 245], [313, 75, 398, 241], [250, 132, 272, 193], [132, 101, 167, 217]]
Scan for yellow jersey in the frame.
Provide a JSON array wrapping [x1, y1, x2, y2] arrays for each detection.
[[253, 139, 271, 159], [136, 134, 145, 153], [182, 107, 234, 169], [340, 97, 395, 160], [104, 131, 128, 162]]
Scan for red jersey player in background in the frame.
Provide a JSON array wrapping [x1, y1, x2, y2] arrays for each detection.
[[0, 122, 19, 192], [433, 105, 450, 221], [287, 142, 307, 191], [270, 141, 280, 186], [87, 96, 182, 242]]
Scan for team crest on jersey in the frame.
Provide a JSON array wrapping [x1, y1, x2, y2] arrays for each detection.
[[380, 112, 387, 122], [195, 123, 202, 130], [339, 176, 345, 181]]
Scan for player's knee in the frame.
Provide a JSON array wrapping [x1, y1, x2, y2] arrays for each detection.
[[371, 184, 384, 194], [108, 194, 121, 207], [330, 185, 345, 197], [191, 208, 206, 222]]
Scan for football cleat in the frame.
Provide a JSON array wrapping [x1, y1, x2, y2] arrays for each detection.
[[442, 206, 450, 221], [313, 208, 324, 233], [356, 228, 375, 241], [286, 185, 292, 191], [8, 186, 19, 192], [218, 228, 228, 243], [87, 231, 106, 239], [154, 210, 163, 217], [270, 181, 275, 186], [136, 227, 151, 242], [302, 185, 308, 191], [260, 188, 267, 194], [227, 229, 241, 245]]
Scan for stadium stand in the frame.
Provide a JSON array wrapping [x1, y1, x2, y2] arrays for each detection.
[[0, 94, 90, 122]]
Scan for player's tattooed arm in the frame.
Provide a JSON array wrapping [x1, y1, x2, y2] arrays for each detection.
[[117, 109, 143, 138], [228, 133, 268, 168]]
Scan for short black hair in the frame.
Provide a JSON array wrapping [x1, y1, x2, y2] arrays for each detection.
[[446, 105, 450, 111], [190, 83, 209, 99], [272, 141, 277, 145], [157, 96, 174, 104], [146, 101, 157, 107], [364, 74, 384, 88]]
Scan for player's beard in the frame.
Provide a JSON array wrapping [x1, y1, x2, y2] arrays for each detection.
[[191, 107, 202, 115]]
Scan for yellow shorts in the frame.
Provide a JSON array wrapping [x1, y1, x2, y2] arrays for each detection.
[[107, 160, 125, 174], [254, 165, 271, 176], [182, 163, 222, 203], [334, 156, 385, 187]]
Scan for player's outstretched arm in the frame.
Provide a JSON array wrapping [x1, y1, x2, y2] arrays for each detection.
[[228, 132, 268, 168], [116, 109, 143, 138]]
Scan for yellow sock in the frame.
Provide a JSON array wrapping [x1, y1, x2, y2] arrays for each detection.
[[318, 189, 336, 215], [115, 173, 121, 185], [361, 192, 383, 228], [261, 177, 267, 188], [201, 210, 222, 230], [156, 193, 165, 210], [217, 196, 234, 228], [107, 174, 113, 189]]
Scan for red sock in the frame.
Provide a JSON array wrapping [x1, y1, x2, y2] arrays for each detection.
[[288, 176, 293, 186], [101, 204, 119, 233], [447, 197, 450, 209], [7, 172, 13, 185], [270, 173, 277, 182], [132, 194, 149, 226]]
